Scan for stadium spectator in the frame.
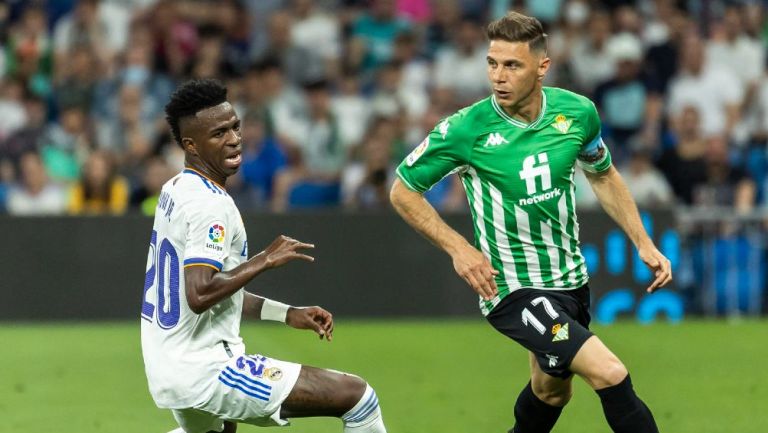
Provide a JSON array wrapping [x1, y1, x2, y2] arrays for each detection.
[[52, 0, 130, 73], [655, 105, 708, 205], [5, 4, 52, 97], [569, 9, 615, 96], [349, 0, 412, 72], [39, 104, 93, 182], [594, 32, 650, 161], [432, 15, 489, 106], [271, 79, 347, 212], [424, 0, 462, 56], [341, 125, 393, 210], [129, 155, 173, 216], [0, 78, 28, 143], [705, 4, 764, 99], [332, 69, 372, 150], [289, 0, 342, 77], [256, 10, 325, 86], [667, 33, 743, 140], [0, 93, 47, 175], [6, 151, 66, 215], [67, 150, 129, 215], [53, 45, 99, 113], [231, 112, 287, 209], [618, 147, 674, 207], [146, 0, 199, 78], [692, 134, 755, 213]]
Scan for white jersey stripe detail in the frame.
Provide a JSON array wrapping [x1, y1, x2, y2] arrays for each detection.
[[468, 169, 492, 263], [558, 192, 578, 286], [489, 183, 520, 290], [514, 204, 543, 285], [567, 169, 587, 280], [540, 219, 563, 287]]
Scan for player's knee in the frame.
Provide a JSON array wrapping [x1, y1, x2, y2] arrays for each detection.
[[538, 388, 572, 407], [342, 381, 382, 425], [340, 375, 368, 412], [594, 359, 628, 389], [532, 382, 572, 407]]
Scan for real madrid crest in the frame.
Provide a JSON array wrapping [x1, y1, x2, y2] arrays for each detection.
[[265, 367, 283, 381], [551, 114, 572, 134]]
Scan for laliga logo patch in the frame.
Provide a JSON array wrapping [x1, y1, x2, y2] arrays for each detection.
[[208, 223, 225, 243], [406, 137, 429, 167]]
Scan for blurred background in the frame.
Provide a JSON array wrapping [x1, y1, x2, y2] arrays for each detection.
[[2, 1, 768, 432], [1, 0, 766, 321]]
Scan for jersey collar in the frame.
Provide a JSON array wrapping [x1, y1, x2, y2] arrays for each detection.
[[491, 90, 547, 129], [183, 167, 227, 192]]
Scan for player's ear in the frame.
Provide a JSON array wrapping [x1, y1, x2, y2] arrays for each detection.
[[538, 55, 551, 80], [182, 137, 198, 155]]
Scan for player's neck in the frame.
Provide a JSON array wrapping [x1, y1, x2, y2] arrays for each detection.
[[184, 162, 227, 189], [501, 85, 543, 124]]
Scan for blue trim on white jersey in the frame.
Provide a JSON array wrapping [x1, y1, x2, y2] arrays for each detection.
[[183, 257, 223, 271], [218, 376, 270, 401], [183, 169, 227, 195], [223, 366, 273, 390], [345, 391, 379, 422]]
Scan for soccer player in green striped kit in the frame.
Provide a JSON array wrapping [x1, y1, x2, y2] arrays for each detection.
[[390, 11, 671, 433]]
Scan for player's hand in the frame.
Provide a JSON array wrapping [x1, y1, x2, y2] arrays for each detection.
[[451, 242, 499, 301], [638, 244, 672, 293], [286, 306, 334, 342], [262, 235, 315, 269]]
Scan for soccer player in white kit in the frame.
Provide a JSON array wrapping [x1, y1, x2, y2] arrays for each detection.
[[141, 79, 386, 433]]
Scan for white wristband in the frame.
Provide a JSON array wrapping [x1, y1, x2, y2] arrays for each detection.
[[260, 298, 291, 322]]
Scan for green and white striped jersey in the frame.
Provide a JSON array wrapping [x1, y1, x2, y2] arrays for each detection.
[[397, 87, 612, 315]]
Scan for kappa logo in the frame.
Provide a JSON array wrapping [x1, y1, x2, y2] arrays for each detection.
[[552, 323, 570, 342], [546, 354, 559, 368], [551, 114, 573, 134], [484, 132, 509, 147], [438, 120, 450, 139]]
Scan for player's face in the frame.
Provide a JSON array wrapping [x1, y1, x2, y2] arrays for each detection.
[[182, 102, 242, 181], [486, 40, 550, 110]]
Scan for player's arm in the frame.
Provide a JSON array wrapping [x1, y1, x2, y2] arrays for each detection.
[[582, 155, 672, 293], [241, 291, 334, 341], [184, 235, 313, 314], [389, 117, 498, 300], [390, 180, 498, 300]]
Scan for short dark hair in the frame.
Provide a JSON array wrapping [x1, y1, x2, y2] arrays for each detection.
[[486, 11, 547, 54], [164, 79, 228, 147]]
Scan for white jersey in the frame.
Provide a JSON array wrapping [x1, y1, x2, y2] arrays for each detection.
[[141, 168, 249, 409]]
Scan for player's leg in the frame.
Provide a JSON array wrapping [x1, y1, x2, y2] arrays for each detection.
[[510, 352, 573, 433], [170, 409, 237, 433], [280, 366, 386, 432], [569, 336, 658, 433]]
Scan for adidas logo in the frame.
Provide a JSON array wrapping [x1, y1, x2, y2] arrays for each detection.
[[552, 323, 569, 342], [484, 132, 509, 147]]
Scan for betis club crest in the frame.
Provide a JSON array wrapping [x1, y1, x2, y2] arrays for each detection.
[[551, 114, 572, 134]]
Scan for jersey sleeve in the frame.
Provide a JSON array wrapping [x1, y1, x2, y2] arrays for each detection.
[[182, 199, 233, 272], [396, 115, 472, 193], [577, 101, 612, 174]]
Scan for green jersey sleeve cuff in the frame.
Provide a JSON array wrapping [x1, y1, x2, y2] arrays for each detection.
[[395, 165, 425, 193]]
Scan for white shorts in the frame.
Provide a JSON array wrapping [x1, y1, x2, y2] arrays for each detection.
[[172, 354, 302, 433]]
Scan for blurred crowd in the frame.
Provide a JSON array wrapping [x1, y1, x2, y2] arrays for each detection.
[[1, 0, 768, 216]]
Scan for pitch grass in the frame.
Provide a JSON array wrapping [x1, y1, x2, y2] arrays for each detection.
[[1, 320, 766, 433]]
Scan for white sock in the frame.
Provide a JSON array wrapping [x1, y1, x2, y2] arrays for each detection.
[[166, 429, 185, 433], [341, 384, 386, 432]]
